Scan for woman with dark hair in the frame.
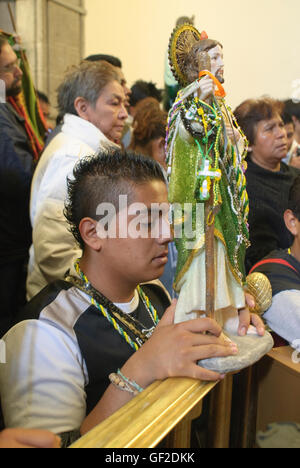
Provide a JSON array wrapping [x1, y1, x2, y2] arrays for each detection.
[[234, 97, 300, 272], [129, 97, 167, 170]]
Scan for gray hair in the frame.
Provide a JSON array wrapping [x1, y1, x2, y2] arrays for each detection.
[[57, 60, 120, 115]]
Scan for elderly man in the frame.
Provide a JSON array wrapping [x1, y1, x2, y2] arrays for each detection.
[[26, 60, 128, 299], [0, 34, 35, 336]]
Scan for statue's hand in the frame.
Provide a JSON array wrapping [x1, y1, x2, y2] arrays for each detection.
[[225, 124, 241, 144], [238, 293, 265, 337], [198, 75, 215, 101]]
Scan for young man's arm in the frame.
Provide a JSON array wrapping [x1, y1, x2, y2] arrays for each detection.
[[80, 301, 237, 434], [0, 428, 60, 448], [263, 290, 300, 346], [0, 320, 87, 435]]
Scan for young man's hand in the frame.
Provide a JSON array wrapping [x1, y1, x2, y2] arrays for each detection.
[[125, 300, 239, 387]]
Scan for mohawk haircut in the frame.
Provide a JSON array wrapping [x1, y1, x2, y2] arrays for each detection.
[[64, 149, 166, 249]]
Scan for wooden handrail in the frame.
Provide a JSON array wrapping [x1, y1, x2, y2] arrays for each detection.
[[70, 377, 218, 448]]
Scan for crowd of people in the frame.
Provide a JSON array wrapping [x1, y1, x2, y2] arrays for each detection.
[[0, 25, 299, 448]]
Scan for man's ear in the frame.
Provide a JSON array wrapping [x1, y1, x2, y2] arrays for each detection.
[[284, 209, 298, 237], [79, 218, 102, 252], [74, 97, 90, 120]]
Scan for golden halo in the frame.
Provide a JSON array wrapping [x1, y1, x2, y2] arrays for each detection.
[[168, 24, 201, 87]]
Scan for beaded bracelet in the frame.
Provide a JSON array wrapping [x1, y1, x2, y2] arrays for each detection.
[[109, 370, 144, 396], [117, 369, 144, 394]]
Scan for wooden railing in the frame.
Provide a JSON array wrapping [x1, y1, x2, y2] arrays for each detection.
[[70, 376, 233, 449]]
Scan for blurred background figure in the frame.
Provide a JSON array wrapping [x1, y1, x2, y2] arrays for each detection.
[[122, 80, 162, 149], [234, 97, 300, 272], [129, 80, 162, 117], [0, 32, 39, 337], [129, 97, 167, 170], [37, 90, 53, 133], [282, 99, 300, 168]]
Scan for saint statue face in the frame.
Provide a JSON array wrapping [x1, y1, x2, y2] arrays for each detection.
[[207, 44, 224, 83], [184, 40, 224, 85]]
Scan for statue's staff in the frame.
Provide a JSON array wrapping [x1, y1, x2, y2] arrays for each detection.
[[197, 69, 225, 320]]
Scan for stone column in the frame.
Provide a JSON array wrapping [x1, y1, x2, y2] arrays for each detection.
[[13, 0, 86, 120]]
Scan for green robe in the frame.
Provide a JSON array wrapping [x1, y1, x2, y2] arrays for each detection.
[[167, 96, 249, 292]]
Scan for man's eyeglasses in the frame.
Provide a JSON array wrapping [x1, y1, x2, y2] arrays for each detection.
[[0, 57, 22, 74]]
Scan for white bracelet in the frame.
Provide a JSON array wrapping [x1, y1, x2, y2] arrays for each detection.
[[109, 372, 141, 396]]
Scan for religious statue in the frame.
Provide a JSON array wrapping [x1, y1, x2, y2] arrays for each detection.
[[166, 24, 273, 373]]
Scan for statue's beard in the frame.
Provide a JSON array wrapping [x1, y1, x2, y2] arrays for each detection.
[[215, 71, 224, 84]]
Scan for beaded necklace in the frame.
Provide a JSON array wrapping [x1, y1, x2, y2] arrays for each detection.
[[65, 260, 160, 351], [166, 82, 250, 283]]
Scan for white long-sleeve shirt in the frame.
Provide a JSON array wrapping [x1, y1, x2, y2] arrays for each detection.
[[263, 290, 300, 348], [26, 114, 118, 300]]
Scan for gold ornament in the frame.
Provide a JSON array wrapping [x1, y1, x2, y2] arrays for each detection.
[[246, 272, 272, 315], [168, 23, 201, 87]]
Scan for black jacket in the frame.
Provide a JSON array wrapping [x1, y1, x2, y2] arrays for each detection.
[[0, 102, 34, 264], [245, 158, 300, 272]]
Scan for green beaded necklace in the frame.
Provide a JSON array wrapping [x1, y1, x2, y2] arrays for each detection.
[[65, 260, 160, 351]]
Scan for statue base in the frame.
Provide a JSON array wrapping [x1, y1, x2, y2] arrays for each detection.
[[199, 317, 274, 374]]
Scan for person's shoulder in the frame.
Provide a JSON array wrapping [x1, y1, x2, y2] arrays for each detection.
[[0, 102, 11, 119], [250, 249, 300, 296], [281, 161, 300, 176], [16, 280, 91, 330], [251, 249, 291, 269], [263, 249, 288, 260], [0, 102, 23, 126], [140, 279, 171, 311]]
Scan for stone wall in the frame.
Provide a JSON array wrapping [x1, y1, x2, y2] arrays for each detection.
[[0, 1, 16, 33], [13, 0, 86, 121]]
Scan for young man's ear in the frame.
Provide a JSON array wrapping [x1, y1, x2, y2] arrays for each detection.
[[284, 209, 299, 237], [74, 97, 90, 120], [79, 218, 102, 251]]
